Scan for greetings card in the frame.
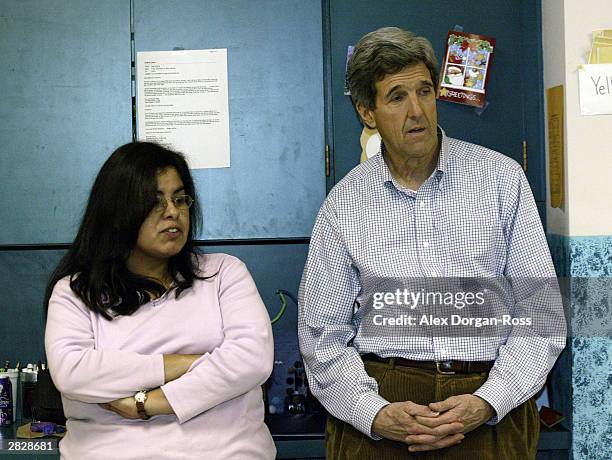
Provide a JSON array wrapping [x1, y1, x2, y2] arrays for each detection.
[[437, 31, 496, 108]]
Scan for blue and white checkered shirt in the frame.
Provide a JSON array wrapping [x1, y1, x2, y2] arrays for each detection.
[[298, 128, 565, 438]]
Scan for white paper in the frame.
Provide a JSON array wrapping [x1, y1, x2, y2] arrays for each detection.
[[578, 64, 612, 116], [136, 49, 230, 168]]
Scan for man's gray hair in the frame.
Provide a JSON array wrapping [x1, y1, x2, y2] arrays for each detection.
[[347, 27, 439, 111]]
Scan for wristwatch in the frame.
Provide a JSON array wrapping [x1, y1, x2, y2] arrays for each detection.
[[134, 390, 150, 420]]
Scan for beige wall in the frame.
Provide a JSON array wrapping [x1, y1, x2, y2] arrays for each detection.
[[542, 0, 612, 236]]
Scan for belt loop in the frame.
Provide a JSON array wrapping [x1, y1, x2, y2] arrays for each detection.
[[389, 357, 396, 370]]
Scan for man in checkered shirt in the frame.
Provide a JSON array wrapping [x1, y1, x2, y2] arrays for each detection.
[[298, 27, 565, 459]]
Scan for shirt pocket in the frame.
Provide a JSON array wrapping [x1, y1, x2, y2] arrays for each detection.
[[439, 204, 504, 275]]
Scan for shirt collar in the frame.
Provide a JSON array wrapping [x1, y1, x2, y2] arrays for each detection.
[[378, 126, 449, 189]]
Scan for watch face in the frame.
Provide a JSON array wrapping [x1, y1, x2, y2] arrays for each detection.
[[135, 392, 146, 403]]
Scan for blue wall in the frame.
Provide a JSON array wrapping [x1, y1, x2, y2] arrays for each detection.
[[0, 0, 326, 244], [548, 234, 612, 459]]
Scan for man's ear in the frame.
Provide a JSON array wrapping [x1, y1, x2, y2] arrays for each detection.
[[356, 104, 376, 130]]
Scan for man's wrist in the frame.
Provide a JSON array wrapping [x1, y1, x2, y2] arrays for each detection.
[[355, 393, 390, 439], [371, 405, 387, 436], [473, 395, 496, 420]]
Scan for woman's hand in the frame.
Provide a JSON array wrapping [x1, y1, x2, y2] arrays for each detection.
[[100, 388, 175, 419], [100, 353, 200, 419], [99, 397, 140, 419]]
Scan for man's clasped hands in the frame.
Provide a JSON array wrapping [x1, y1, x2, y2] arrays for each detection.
[[372, 394, 495, 452]]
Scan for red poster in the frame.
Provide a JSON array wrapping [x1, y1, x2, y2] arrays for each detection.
[[437, 31, 496, 108]]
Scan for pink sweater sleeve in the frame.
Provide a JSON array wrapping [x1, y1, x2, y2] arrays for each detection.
[[160, 257, 274, 423], [45, 278, 165, 403]]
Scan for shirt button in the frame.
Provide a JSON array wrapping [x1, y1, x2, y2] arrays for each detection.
[[420, 202, 426, 209], [440, 348, 447, 355], [430, 272, 439, 277], [423, 241, 430, 248]]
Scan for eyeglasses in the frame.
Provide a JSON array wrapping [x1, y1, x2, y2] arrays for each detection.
[[153, 194, 194, 212]]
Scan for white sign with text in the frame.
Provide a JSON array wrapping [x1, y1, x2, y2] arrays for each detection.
[[136, 49, 230, 168], [578, 64, 612, 115]]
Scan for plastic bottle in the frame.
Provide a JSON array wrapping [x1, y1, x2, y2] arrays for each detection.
[[20, 364, 38, 421]]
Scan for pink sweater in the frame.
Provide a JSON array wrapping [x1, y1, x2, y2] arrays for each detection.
[[45, 253, 276, 460]]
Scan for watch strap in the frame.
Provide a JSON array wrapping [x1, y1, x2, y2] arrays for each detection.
[[135, 390, 150, 420]]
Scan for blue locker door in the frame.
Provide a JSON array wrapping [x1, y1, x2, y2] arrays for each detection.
[[327, 0, 546, 204], [0, 0, 133, 245], [133, 0, 326, 240]]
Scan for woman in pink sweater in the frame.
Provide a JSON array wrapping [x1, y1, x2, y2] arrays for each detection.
[[44, 142, 276, 459]]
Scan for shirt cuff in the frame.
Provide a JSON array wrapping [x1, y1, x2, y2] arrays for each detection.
[[160, 380, 188, 423], [146, 353, 166, 390], [473, 375, 516, 424], [158, 354, 208, 424], [351, 392, 390, 440]]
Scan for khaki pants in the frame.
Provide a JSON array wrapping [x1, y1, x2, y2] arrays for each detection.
[[326, 359, 539, 460]]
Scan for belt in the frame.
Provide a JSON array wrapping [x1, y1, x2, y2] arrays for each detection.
[[361, 353, 494, 375]]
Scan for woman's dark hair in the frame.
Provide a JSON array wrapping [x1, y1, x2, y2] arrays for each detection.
[[45, 142, 206, 320]]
